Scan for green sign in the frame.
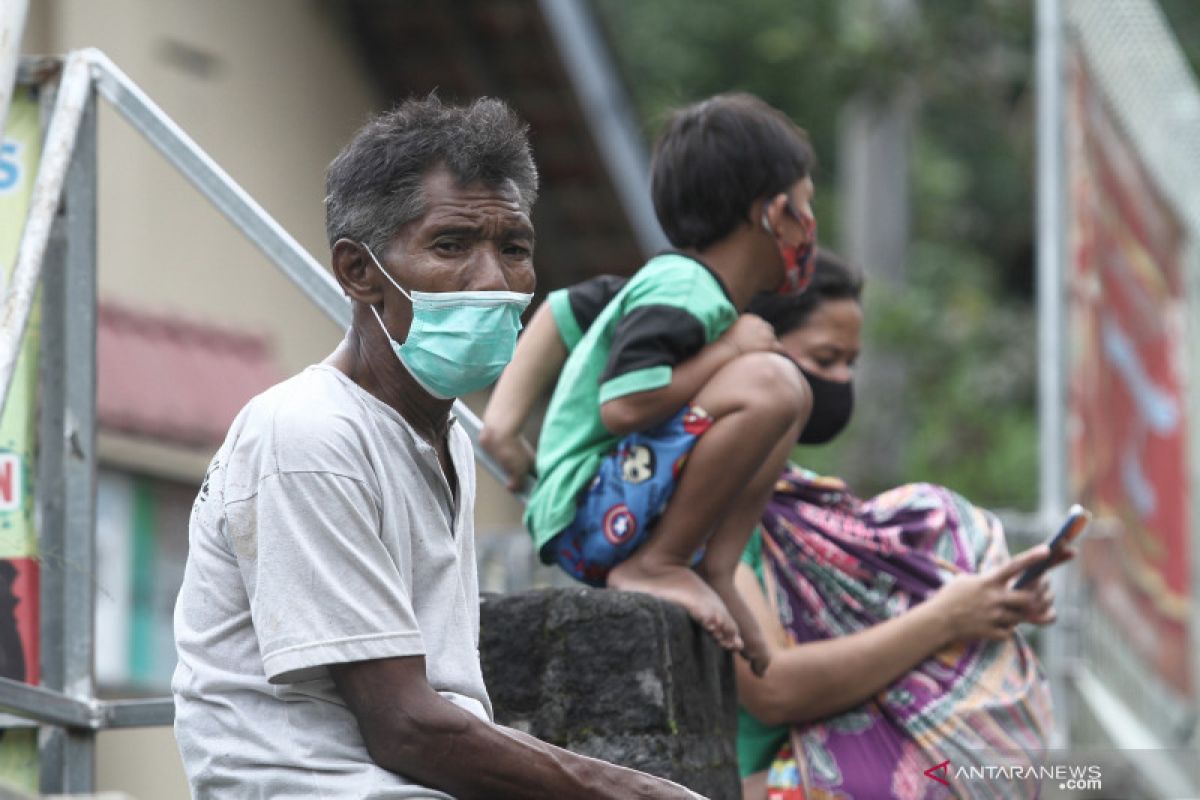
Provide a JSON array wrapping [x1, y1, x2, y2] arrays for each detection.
[[0, 87, 44, 795]]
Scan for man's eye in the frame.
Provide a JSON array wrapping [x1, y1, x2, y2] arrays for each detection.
[[505, 244, 532, 258], [435, 240, 464, 254]]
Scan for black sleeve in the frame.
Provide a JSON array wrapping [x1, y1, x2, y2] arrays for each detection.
[[566, 275, 629, 335], [600, 304, 708, 385]]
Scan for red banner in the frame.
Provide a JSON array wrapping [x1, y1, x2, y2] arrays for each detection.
[[1067, 53, 1191, 699], [0, 559, 38, 684]]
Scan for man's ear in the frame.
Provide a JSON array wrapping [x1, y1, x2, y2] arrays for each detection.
[[332, 239, 382, 304]]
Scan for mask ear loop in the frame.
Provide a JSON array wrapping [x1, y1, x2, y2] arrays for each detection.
[[362, 242, 412, 346], [760, 199, 803, 239], [761, 208, 775, 236], [362, 243, 414, 301]]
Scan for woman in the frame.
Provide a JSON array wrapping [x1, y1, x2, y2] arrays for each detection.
[[736, 252, 1064, 800]]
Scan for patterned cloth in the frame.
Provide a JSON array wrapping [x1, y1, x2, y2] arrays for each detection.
[[759, 467, 1053, 800]]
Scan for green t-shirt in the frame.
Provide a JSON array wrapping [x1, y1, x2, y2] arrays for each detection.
[[525, 253, 737, 556], [737, 528, 790, 778]]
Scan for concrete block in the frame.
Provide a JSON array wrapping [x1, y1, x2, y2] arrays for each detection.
[[480, 587, 740, 799]]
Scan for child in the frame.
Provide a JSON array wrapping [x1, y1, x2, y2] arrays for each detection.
[[482, 93, 816, 673]]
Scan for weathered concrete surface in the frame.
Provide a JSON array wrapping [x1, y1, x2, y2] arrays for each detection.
[[479, 587, 740, 800]]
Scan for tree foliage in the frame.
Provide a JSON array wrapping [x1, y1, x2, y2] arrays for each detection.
[[594, 0, 1040, 508]]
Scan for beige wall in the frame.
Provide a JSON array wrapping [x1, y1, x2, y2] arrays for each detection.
[[22, 3, 464, 799], [24, 0, 527, 522], [15, 4, 534, 794], [96, 728, 190, 800], [26, 4, 376, 796], [17, 4, 531, 795], [33, 0, 374, 376], [25, 0, 374, 485]]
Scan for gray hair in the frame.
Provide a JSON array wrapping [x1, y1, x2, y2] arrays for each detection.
[[324, 95, 539, 253]]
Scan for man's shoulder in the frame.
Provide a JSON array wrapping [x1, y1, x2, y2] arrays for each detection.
[[225, 366, 376, 484]]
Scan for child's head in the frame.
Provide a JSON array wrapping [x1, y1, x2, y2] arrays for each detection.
[[651, 93, 817, 294]]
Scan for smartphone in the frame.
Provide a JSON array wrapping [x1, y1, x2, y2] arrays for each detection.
[[1012, 503, 1091, 590]]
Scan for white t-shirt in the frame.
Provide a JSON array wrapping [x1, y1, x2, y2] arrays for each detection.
[[173, 365, 490, 799]]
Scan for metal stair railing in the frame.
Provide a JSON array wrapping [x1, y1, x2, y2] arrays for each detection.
[[0, 48, 517, 793]]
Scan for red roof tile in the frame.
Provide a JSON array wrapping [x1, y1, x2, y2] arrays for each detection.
[[97, 304, 283, 448]]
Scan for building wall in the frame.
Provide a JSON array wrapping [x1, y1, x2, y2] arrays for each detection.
[[16, 2, 507, 797], [30, 0, 371, 378]]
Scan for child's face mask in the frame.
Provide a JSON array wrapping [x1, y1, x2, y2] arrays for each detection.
[[762, 203, 817, 296]]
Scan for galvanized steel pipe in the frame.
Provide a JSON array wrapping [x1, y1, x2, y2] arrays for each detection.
[[0, 50, 90, 421]]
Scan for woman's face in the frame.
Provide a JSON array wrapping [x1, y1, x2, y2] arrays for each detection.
[[778, 298, 862, 383]]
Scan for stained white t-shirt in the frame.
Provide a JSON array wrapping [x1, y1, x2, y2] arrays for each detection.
[[173, 364, 490, 799]]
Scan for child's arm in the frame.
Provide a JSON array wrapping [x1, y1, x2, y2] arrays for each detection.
[[481, 302, 566, 491], [599, 313, 782, 437]]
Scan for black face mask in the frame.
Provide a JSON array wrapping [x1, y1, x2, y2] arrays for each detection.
[[796, 365, 854, 444]]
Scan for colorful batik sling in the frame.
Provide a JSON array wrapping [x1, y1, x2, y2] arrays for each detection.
[[759, 466, 1054, 800]]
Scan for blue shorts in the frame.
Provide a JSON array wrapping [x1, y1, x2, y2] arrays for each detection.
[[547, 404, 714, 586]]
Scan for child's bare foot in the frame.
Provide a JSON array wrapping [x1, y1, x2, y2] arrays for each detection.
[[607, 559, 743, 651], [734, 612, 770, 677], [740, 641, 770, 678], [708, 574, 771, 677]]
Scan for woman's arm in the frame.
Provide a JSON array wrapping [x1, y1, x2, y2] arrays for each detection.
[[733, 545, 1052, 726], [481, 302, 567, 490]]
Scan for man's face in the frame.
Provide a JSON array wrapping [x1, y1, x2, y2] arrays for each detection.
[[374, 167, 536, 340]]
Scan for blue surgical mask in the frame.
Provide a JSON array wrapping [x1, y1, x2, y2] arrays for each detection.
[[364, 244, 532, 399]]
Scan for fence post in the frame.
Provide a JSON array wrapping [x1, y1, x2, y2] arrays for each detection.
[[36, 82, 98, 794]]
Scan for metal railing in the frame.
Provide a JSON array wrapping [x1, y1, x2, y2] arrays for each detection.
[[0, 49, 515, 794]]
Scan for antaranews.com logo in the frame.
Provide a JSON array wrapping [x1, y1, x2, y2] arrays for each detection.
[[924, 759, 1103, 794]]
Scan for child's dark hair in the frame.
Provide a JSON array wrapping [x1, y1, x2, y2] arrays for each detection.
[[747, 250, 863, 336], [651, 93, 815, 251]]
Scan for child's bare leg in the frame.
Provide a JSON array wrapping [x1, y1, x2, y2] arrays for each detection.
[[697, 427, 801, 675], [607, 352, 809, 651]]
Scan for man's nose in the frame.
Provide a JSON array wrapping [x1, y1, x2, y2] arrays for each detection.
[[458, 248, 501, 292], [466, 243, 534, 293], [465, 244, 510, 291]]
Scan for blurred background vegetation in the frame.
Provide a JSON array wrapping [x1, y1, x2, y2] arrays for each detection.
[[593, 0, 1200, 512]]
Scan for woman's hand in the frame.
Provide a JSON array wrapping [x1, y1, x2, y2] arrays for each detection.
[[1020, 545, 1074, 625], [479, 427, 536, 492], [929, 545, 1063, 644]]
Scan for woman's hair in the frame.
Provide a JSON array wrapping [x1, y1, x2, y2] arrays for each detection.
[[650, 93, 814, 250], [747, 250, 863, 336], [324, 95, 538, 253]]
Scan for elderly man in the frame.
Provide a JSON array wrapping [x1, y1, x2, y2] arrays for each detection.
[[172, 97, 702, 799]]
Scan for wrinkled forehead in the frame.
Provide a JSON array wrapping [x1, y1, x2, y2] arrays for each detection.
[[407, 168, 533, 236]]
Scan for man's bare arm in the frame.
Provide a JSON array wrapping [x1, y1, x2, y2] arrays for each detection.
[[331, 655, 705, 800]]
